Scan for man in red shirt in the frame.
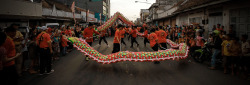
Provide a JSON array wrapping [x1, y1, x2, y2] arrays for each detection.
[[36, 26, 54, 75], [112, 25, 123, 53], [130, 26, 139, 48], [98, 29, 109, 47], [82, 23, 100, 61]]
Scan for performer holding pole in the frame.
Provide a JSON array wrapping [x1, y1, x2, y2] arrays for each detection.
[[120, 26, 127, 46], [98, 28, 110, 47], [148, 29, 162, 64], [82, 23, 100, 61], [112, 24, 123, 53], [130, 26, 139, 48], [157, 26, 168, 50], [142, 27, 149, 47]]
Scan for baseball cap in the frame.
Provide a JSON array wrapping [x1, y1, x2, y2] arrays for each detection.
[[41, 26, 48, 30]]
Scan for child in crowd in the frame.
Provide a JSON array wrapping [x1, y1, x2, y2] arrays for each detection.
[[229, 37, 241, 75], [221, 34, 232, 74], [53, 30, 60, 60], [240, 35, 250, 79], [61, 33, 68, 56]]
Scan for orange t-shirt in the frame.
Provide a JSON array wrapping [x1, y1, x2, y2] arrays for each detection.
[[143, 30, 149, 38], [36, 32, 51, 48], [61, 35, 68, 47], [83, 28, 100, 42], [157, 30, 167, 43], [148, 33, 158, 47], [3, 36, 16, 67], [100, 30, 107, 37], [131, 29, 137, 38], [120, 29, 126, 38], [113, 30, 121, 43]]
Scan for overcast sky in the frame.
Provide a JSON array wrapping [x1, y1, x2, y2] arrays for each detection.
[[110, 0, 155, 21]]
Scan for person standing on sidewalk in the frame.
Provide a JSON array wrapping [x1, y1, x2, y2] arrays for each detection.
[[10, 24, 24, 77], [2, 27, 22, 85], [82, 23, 100, 61], [36, 26, 54, 75], [209, 30, 222, 70]]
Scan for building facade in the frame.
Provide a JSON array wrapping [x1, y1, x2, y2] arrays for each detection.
[[53, 0, 110, 18]]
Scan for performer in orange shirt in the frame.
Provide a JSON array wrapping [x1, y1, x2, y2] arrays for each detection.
[[148, 29, 161, 64], [130, 26, 139, 48], [36, 26, 54, 75], [127, 26, 132, 41], [157, 26, 168, 50], [112, 25, 123, 53], [120, 26, 127, 46], [142, 27, 149, 47], [82, 23, 100, 61], [98, 28, 109, 47]]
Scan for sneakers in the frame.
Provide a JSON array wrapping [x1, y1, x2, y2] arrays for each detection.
[[46, 69, 54, 74], [85, 57, 89, 61], [107, 44, 110, 47]]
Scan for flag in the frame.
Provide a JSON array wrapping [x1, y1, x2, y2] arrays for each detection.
[[71, 1, 76, 23], [87, 10, 89, 22], [71, 1, 75, 13]]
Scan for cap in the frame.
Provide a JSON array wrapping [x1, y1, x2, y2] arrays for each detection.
[[41, 26, 48, 30]]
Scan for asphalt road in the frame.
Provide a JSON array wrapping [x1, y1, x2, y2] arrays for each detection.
[[19, 36, 250, 85]]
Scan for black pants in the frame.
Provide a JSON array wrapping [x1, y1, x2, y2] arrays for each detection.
[[2, 65, 18, 85], [128, 34, 131, 40], [87, 42, 92, 46], [39, 48, 52, 74], [131, 37, 139, 47], [112, 43, 120, 53], [99, 37, 108, 45], [160, 43, 167, 50], [121, 38, 126, 45], [152, 44, 159, 51], [144, 38, 149, 46]]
